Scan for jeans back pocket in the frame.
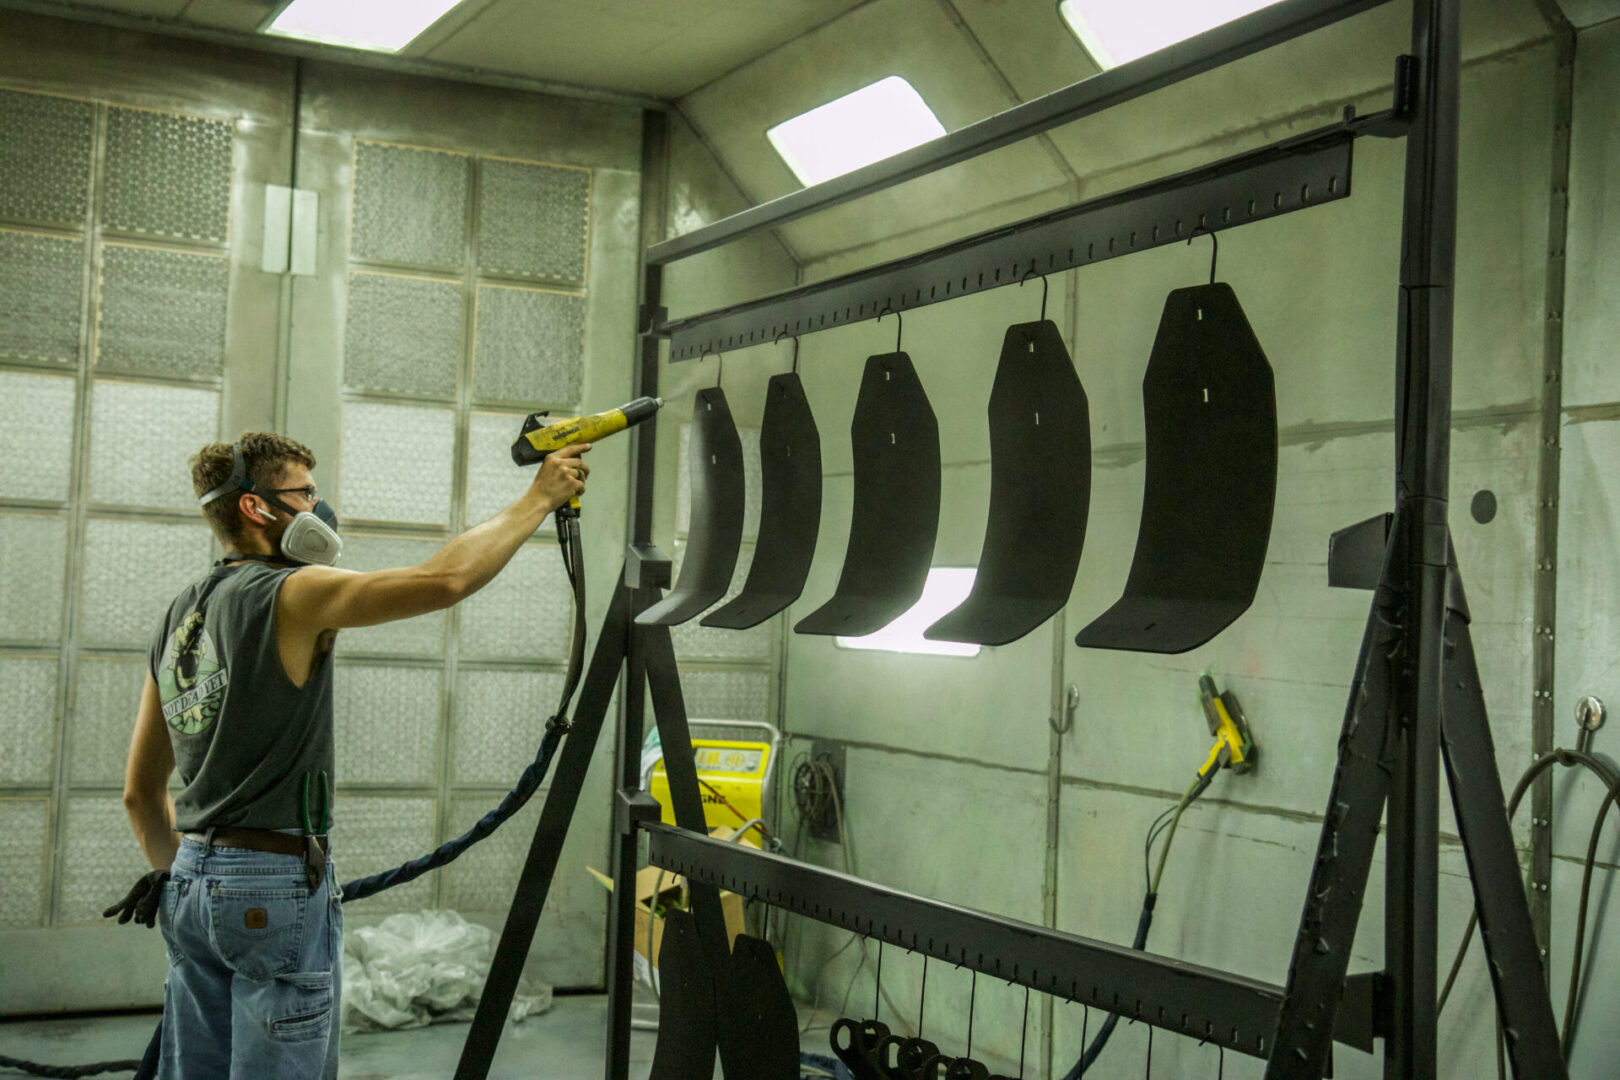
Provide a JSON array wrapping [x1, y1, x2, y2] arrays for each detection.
[[208, 882, 308, 981]]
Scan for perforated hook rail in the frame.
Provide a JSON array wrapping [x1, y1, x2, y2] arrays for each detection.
[[661, 128, 1353, 362]]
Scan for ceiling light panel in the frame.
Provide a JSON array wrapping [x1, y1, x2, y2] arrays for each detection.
[[767, 76, 945, 188], [1057, 0, 1285, 70], [267, 0, 467, 53]]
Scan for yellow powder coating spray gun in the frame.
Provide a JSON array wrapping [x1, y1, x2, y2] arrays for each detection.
[[510, 396, 663, 736], [511, 395, 664, 514]]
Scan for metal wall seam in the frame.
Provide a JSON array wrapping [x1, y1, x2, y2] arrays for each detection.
[[1528, 7, 1577, 957]]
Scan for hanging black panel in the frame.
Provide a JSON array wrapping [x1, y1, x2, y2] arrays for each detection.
[[926, 320, 1091, 645], [795, 352, 941, 637], [636, 387, 745, 627], [1074, 283, 1276, 654], [715, 934, 800, 1079], [646, 909, 718, 1080], [701, 372, 822, 629]]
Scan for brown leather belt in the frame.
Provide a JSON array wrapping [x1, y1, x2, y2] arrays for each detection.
[[185, 828, 327, 856]]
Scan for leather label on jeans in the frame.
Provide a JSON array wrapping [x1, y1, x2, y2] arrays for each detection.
[[245, 908, 268, 930]]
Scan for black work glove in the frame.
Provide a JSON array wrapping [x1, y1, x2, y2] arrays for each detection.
[[102, 869, 170, 928]]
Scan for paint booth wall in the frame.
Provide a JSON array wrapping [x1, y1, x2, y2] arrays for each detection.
[[0, 9, 642, 1012], [649, 10, 1620, 1080]]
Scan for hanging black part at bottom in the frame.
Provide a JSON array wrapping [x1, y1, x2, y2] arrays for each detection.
[[1075, 283, 1276, 654], [647, 909, 720, 1080], [831, 1018, 891, 1080], [927, 319, 1091, 645], [703, 372, 822, 628], [715, 933, 800, 1079], [796, 352, 941, 637], [637, 387, 745, 627]]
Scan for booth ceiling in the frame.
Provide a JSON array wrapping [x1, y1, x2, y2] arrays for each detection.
[[37, 0, 1616, 263]]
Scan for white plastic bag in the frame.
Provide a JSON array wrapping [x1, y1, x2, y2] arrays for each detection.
[[342, 909, 553, 1033]]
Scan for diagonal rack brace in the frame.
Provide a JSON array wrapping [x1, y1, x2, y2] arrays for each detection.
[[645, 820, 1360, 1060], [661, 125, 1355, 362]]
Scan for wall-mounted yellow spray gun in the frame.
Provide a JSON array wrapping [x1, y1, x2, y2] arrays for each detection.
[[1196, 672, 1257, 780]]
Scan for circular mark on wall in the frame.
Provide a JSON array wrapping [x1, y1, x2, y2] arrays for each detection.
[[1471, 489, 1497, 524]]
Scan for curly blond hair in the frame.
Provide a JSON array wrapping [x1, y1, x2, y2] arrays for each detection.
[[190, 432, 317, 543]]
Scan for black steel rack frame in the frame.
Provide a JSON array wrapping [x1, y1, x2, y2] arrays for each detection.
[[451, 2, 1570, 1078]]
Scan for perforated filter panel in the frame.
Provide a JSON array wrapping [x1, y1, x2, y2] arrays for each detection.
[[339, 401, 456, 525], [472, 285, 584, 406], [0, 230, 84, 365], [330, 795, 437, 913], [333, 663, 441, 786], [0, 656, 59, 785], [0, 370, 76, 502], [477, 158, 590, 283], [0, 513, 68, 644], [677, 422, 762, 539], [68, 654, 146, 786], [343, 271, 463, 397], [678, 669, 772, 722], [464, 410, 532, 526], [456, 543, 572, 662], [0, 89, 93, 226], [96, 244, 229, 378], [0, 799, 49, 928], [102, 107, 232, 243], [79, 519, 213, 648], [332, 535, 446, 657], [671, 543, 771, 661], [451, 668, 564, 785], [58, 795, 154, 923], [351, 141, 468, 268], [88, 381, 219, 509]]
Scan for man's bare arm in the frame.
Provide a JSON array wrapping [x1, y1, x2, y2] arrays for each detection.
[[123, 673, 179, 872], [278, 442, 590, 632]]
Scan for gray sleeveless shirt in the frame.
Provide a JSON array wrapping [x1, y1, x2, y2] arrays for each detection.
[[148, 561, 335, 831]]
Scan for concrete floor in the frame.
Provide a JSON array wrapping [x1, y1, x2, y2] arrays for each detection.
[[0, 994, 661, 1080], [0, 992, 847, 1079]]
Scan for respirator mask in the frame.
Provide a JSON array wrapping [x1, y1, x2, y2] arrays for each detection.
[[198, 444, 343, 566]]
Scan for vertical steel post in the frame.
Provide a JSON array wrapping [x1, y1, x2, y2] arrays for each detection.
[[1385, 0, 1458, 1076], [603, 107, 670, 1080]]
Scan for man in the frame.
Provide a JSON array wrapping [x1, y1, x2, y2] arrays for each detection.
[[113, 430, 589, 1079]]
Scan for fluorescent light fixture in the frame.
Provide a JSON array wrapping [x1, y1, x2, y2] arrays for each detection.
[[266, 0, 466, 53], [767, 76, 945, 188], [835, 568, 981, 658], [1058, 0, 1285, 70]]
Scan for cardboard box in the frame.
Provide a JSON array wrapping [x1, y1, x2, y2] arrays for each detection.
[[587, 846, 747, 989]]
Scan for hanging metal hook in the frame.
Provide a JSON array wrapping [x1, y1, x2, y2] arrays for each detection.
[[1019, 266, 1049, 321], [699, 343, 723, 386], [1187, 225, 1218, 285], [917, 953, 929, 1036], [877, 304, 902, 353], [965, 969, 978, 1060], [873, 938, 883, 1020], [773, 330, 800, 374]]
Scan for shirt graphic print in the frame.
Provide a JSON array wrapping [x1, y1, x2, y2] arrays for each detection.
[[157, 610, 229, 735]]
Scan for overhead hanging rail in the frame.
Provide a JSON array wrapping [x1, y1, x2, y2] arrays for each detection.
[[644, 0, 1393, 269], [660, 123, 1360, 361]]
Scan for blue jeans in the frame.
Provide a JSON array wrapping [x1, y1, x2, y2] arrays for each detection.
[[158, 833, 342, 1080]]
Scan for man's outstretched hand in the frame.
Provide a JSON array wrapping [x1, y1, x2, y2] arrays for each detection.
[[103, 869, 170, 928]]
